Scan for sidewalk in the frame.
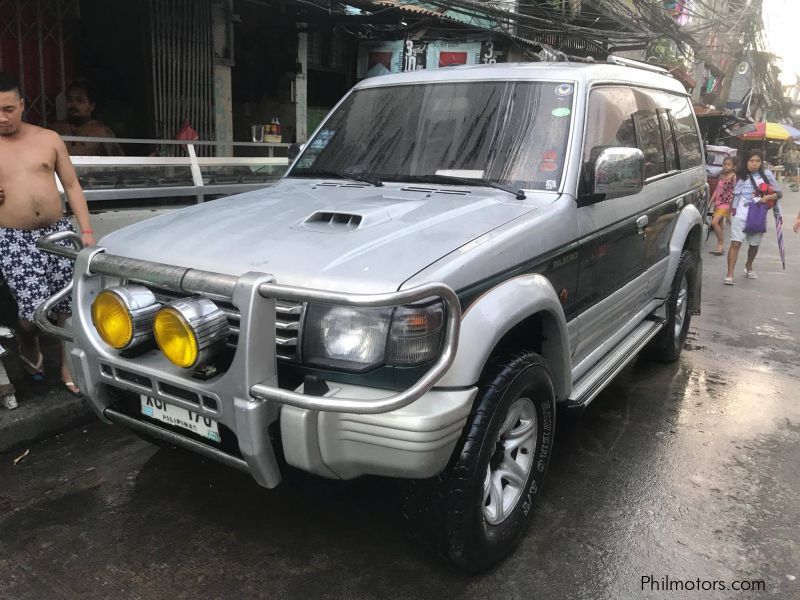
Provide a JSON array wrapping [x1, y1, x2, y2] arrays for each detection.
[[0, 207, 177, 454], [0, 336, 95, 453]]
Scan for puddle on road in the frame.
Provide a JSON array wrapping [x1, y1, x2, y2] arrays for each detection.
[[558, 353, 800, 599]]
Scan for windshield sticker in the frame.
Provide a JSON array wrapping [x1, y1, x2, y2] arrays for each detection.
[[551, 107, 571, 117], [540, 150, 559, 173], [309, 129, 335, 149], [434, 169, 485, 179], [555, 84, 573, 97], [546, 180, 557, 190]]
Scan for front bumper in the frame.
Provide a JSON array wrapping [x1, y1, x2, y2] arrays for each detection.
[[282, 382, 476, 479], [37, 233, 463, 487]]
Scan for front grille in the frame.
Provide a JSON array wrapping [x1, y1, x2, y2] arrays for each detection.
[[145, 286, 304, 362], [274, 300, 304, 360]]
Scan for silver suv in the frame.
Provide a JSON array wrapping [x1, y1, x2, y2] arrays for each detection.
[[38, 58, 707, 572]]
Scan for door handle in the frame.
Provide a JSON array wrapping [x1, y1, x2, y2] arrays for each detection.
[[636, 215, 649, 233]]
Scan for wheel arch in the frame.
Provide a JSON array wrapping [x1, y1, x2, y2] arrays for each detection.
[[656, 204, 704, 300], [438, 274, 572, 401]]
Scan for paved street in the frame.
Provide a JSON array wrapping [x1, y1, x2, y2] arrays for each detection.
[[1, 194, 799, 599]]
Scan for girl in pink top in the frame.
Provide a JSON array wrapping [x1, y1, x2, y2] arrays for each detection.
[[710, 156, 737, 255]]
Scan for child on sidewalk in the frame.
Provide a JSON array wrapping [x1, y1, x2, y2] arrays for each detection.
[[710, 156, 737, 255]]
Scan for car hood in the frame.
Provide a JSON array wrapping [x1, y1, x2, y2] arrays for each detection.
[[99, 178, 539, 293]]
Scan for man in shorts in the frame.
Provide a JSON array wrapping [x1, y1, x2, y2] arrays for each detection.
[[0, 72, 95, 396]]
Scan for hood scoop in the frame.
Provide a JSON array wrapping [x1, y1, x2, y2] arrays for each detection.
[[304, 210, 363, 230], [292, 200, 426, 233]]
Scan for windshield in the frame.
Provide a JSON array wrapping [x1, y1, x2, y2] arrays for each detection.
[[290, 81, 575, 191]]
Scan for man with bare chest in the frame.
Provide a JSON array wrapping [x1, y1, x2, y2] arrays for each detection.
[[50, 81, 121, 156], [0, 72, 95, 397]]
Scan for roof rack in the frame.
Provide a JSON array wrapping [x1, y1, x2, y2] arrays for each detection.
[[606, 55, 671, 76]]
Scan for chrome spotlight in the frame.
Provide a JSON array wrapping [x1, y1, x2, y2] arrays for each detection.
[[154, 297, 229, 369], [91, 285, 160, 350]]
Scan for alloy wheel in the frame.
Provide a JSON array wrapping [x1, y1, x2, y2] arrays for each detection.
[[483, 397, 537, 525], [673, 274, 689, 341]]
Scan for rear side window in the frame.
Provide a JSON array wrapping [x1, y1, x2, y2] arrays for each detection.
[[632, 109, 666, 178], [658, 109, 678, 171], [670, 96, 703, 168]]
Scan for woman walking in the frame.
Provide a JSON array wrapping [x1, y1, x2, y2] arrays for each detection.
[[724, 150, 781, 285], [709, 156, 737, 255]]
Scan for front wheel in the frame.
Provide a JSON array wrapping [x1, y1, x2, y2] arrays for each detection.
[[402, 352, 556, 572], [644, 250, 696, 362]]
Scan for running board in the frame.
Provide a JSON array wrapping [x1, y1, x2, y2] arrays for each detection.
[[567, 319, 664, 409]]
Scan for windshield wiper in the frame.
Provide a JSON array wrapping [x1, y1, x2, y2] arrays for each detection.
[[406, 174, 526, 200], [296, 169, 383, 187]]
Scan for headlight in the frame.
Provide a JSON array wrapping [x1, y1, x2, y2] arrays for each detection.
[[91, 286, 159, 350], [303, 302, 444, 371], [154, 298, 228, 369], [304, 305, 392, 371]]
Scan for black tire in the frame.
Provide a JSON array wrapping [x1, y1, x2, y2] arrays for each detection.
[[401, 352, 556, 572], [644, 250, 696, 362]]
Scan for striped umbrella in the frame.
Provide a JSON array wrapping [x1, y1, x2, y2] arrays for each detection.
[[774, 204, 786, 270], [739, 121, 800, 141]]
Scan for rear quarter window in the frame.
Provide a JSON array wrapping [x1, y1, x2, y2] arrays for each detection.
[[669, 95, 703, 168]]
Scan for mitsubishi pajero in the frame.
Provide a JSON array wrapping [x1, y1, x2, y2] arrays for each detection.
[[37, 57, 707, 571]]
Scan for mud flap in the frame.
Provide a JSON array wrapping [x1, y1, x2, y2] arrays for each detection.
[[692, 250, 702, 316]]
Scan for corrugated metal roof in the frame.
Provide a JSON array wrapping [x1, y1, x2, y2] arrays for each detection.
[[366, 0, 497, 29]]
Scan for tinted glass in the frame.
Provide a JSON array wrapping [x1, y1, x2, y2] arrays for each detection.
[[670, 95, 703, 167], [585, 86, 699, 179], [634, 110, 666, 178], [291, 81, 575, 191], [658, 109, 678, 171], [583, 86, 638, 168]]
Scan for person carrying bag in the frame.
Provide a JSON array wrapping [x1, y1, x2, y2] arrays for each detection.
[[743, 174, 775, 234], [724, 150, 781, 285]]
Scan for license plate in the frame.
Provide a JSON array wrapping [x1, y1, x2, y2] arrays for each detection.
[[140, 395, 221, 443]]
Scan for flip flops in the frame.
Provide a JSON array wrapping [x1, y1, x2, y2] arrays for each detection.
[[19, 350, 45, 382], [709, 249, 724, 255], [722, 277, 734, 286]]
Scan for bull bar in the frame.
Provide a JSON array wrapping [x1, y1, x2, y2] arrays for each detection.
[[34, 231, 462, 416]]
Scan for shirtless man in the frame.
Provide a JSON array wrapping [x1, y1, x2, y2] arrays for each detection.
[[50, 81, 122, 156], [0, 72, 96, 396]]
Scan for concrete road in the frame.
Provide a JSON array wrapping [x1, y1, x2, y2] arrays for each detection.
[[1, 195, 799, 599]]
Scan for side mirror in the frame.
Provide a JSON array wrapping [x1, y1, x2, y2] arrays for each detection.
[[592, 147, 645, 199], [288, 142, 305, 160]]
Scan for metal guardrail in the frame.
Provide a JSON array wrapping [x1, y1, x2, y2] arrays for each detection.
[[59, 137, 291, 204]]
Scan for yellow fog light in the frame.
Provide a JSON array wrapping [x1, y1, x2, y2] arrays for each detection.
[[154, 308, 198, 368], [154, 298, 228, 369], [91, 286, 160, 350], [92, 290, 133, 349]]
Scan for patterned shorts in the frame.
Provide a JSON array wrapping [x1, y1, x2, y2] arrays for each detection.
[[0, 218, 76, 321]]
